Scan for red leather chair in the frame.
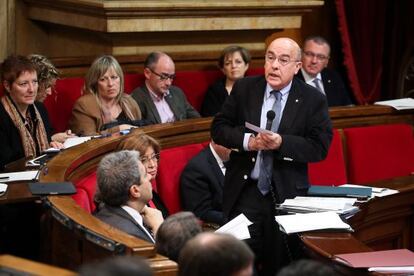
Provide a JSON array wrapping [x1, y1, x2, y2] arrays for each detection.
[[344, 124, 414, 184], [71, 171, 98, 213], [308, 129, 348, 186], [156, 142, 206, 214]]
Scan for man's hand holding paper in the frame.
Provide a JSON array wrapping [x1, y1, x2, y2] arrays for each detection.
[[246, 122, 282, 151]]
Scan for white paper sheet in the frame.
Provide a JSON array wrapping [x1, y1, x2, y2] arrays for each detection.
[[0, 170, 39, 182], [374, 98, 414, 110], [63, 136, 93, 149], [216, 213, 253, 240]]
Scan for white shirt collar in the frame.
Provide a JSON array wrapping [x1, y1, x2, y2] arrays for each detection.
[[300, 68, 322, 83], [121, 205, 155, 243], [209, 143, 225, 175]]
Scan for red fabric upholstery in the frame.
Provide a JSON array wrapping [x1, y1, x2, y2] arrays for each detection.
[[156, 143, 206, 214], [45, 77, 84, 133], [308, 129, 347, 186], [71, 171, 98, 213], [344, 124, 414, 184], [124, 73, 145, 94]]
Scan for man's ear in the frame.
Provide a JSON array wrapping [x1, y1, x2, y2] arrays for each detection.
[[143, 68, 151, 80], [129, 184, 141, 199]]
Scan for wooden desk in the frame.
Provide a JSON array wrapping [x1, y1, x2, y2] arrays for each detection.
[[301, 175, 414, 274], [0, 254, 75, 276]]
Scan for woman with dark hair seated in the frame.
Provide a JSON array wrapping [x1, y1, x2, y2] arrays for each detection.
[[69, 55, 143, 136], [0, 55, 63, 170], [117, 132, 169, 218], [201, 45, 251, 117]]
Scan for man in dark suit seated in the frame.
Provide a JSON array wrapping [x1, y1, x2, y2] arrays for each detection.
[[131, 51, 200, 124], [180, 141, 231, 226], [295, 36, 353, 107], [94, 150, 164, 243]]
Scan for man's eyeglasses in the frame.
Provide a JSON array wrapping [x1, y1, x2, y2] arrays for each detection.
[[303, 51, 329, 62], [148, 68, 176, 81], [265, 54, 299, 66], [139, 153, 160, 164]]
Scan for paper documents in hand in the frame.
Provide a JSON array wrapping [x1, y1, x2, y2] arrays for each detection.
[[245, 122, 273, 134], [275, 211, 352, 234], [374, 98, 414, 110], [216, 213, 252, 240]]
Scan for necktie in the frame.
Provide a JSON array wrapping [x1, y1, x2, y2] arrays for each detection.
[[313, 78, 325, 95], [257, 91, 282, 195]]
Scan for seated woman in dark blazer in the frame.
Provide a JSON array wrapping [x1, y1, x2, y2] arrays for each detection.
[[0, 55, 62, 170], [201, 45, 251, 117], [117, 132, 169, 218]]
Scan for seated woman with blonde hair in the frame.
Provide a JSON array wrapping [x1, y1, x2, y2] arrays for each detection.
[[69, 55, 143, 136], [117, 131, 169, 218]]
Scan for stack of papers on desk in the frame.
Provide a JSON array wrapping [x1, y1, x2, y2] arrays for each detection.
[[216, 213, 252, 240], [275, 211, 352, 234], [374, 98, 414, 110], [278, 196, 359, 217], [0, 171, 39, 182], [335, 249, 414, 273]]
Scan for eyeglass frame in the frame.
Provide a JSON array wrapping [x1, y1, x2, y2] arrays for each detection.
[[147, 67, 176, 81], [139, 153, 160, 164], [302, 51, 329, 62], [265, 53, 301, 66]]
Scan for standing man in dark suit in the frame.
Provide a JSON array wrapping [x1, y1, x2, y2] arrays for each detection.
[[296, 36, 353, 107], [180, 141, 231, 226], [94, 150, 164, 243], [211, 37, 332, 275], [131, 52, 200, 124]]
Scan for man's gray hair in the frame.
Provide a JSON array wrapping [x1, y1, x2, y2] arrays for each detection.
[[97, 150, 142, 206]]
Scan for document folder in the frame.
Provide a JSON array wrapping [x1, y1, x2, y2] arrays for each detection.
[[28, 182, 76, 195], [307, 185, 372, 199]]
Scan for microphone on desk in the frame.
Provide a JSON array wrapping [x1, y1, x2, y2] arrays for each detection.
[[266, 110, 276, 131]]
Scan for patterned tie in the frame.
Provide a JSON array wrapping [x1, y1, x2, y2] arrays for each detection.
[[257, 91, 282, 195], [313, 78, 325, 95]]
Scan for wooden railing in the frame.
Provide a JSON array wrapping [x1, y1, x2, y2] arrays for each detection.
[[40, 106, 413, 274]]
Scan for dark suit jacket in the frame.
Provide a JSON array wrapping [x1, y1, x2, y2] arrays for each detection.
[[94, 205, 154, 243], [296, 68, 352, 107], [200, 78, 229, 117], [180, 146, 225, 225], [211, 76, 332, 218], [131, 84, 200, 124]]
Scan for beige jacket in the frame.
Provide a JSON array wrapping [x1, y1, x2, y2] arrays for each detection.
[[69, 93, 142, 136]]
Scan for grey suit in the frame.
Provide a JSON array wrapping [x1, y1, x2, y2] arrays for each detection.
[[94, 205, 154, 243], [131, 84, 200, 124]]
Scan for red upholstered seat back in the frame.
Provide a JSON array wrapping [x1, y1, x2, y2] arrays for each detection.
[[45, 77, 84, 133], [308, 129, 347, 186], [124, 73, 145, 94], [344, 124, 414, 184], [71, 171, 98, 213], [156, 143, 206, 214]]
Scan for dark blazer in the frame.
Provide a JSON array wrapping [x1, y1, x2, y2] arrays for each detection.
[[0, 101, 51, 170], [131, 84, 200, 124], [180, 146, 225, 225], [94, 205, 154, 243], [296, 68, 352, 107], [211, 76, 332, 218], [200, 78, 229, 117]]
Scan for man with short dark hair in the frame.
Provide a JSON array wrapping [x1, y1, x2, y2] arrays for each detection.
[[178, 232, 254, 276], [155, 211, 202, 262], [79, 255, 153, 276], [296, 36, 353, 106], [94, 150, 164, 243], [131, 52, 200, 124]]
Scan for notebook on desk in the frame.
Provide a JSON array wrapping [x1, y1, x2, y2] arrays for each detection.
[[307, 185, 372, 199], [28, 182, 76, 195]]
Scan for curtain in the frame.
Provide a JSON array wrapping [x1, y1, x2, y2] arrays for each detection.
[[335, 0, 386, 104]]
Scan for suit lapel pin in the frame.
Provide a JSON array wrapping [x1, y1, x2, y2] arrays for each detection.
[[295, 99, 299, 103]]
